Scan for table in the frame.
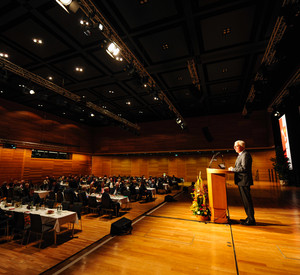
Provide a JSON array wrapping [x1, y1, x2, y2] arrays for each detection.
[[34, 190, 49, 199], [1, 204, 78, 245], [89, 193, 129, 208]]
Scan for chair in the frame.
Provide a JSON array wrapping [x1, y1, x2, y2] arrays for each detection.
[[27, 214, 54, 249], [70, 202, 83, 230], [87, 196, 101, 215], [0, 219, 10, 241], [56, 190, 64, 203], [78, 191, 89, 213], [48, 191, 56, 200], [62, 201, 70, 210], [101, 194, 117, 218], [157, 182, 166, 194], [11, 212, 28, 245], [45, 199, 55, 209]]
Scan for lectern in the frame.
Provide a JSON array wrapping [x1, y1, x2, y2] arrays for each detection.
[[206, 168, 229, 223]]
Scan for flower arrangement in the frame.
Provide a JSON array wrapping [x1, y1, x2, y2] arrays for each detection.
[[190, 172, 211, 218]]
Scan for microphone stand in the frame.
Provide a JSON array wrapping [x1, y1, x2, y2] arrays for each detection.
[[208, 152, 220, 168]]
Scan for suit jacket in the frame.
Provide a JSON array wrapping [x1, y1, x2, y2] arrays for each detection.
[[233, 150, 253, 186]]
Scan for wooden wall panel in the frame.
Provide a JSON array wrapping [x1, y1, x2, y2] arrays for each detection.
[[91, 149, 275, 182], [0, 148, 25, 183], [0, 147, 91, 184]]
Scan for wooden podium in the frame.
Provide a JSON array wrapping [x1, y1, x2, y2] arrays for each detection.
[[206, 168, 230, 223]]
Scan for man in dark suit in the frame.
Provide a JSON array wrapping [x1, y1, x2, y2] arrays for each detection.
[[229, 140, 256, 225]]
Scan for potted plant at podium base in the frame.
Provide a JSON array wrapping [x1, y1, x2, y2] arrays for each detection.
[[190, 172, 211, 221]]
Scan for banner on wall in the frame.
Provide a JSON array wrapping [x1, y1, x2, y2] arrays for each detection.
[[279, 114, 293, 170]]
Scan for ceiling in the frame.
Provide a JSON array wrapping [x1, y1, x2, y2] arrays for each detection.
[[0, 0, 296, 131]]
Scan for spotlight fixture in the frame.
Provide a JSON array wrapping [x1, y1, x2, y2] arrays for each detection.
[[56, 0, 80, 14], [153, 96, 159, 101], [98, 23, 104, 31], [106, 42, 122, 61], [274, 111, 281, 117], [139, 110, 143, 114], [29, 89, 35, 95], [48, 76, 53, 81], [90, 113, 95, 117], [75, 67, 83, 72], [126, 101, 131, 105], [176, 117, 182, 124]]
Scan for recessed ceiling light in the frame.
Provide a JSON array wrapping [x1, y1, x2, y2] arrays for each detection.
[[126, 101, 131, 105], [29, 89, 35, 95], [108, 90, 114, 94], [80, 19, 89, 26], [0, 90, 4, 94], [75, 67, 83, 72], [139, 110, 143, 114], [139, 0, 149, 5], [33, 38, 43, 44], [222, 68, 228, 73], [90, 113, 95, 117], [48, 76, 53, 81], [162, 42, 169, 50], [0, 52, 9, 58], [223, 27, 231, 35], [102, 105, 107, 109], [118, 113, 122, 117], [153, 96, 159, 100]]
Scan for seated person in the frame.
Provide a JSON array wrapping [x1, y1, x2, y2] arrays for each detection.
[[102, 187, 120, 216], [139, 181, 153, 201]]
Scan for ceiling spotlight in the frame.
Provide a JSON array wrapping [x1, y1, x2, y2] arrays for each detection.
[[108, 90, 114, 94], [29, 89, 35, 95], [98, 23, 104, 31], [75, 67, 83, 72], [33, 38, 43, 44], [0, 52, 9, 58], [90, 113, 95, 117], [176, 117, 182, 124], [153, 96, 159, 101], [274, 111, 281, 117], [139, 110, 143, 114], [56, 0, 80, 13], [48, 76, 53, 81], [126, 101, 131, 105], [106, 42, 121, 59]]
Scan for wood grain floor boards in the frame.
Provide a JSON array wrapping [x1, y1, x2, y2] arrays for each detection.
[[1, 181, 300, 275]]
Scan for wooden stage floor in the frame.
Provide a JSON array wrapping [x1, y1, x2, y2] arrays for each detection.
[[1, 181, 300, 275]]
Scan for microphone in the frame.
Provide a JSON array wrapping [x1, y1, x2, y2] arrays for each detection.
[[209, 152, 220, 168]]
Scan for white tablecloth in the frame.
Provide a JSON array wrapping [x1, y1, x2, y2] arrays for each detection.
[[34, 190, 49, 199]]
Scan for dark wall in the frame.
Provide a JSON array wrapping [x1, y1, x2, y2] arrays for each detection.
[[93, 110, 274, 154], [0, 98, 93, 153]]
